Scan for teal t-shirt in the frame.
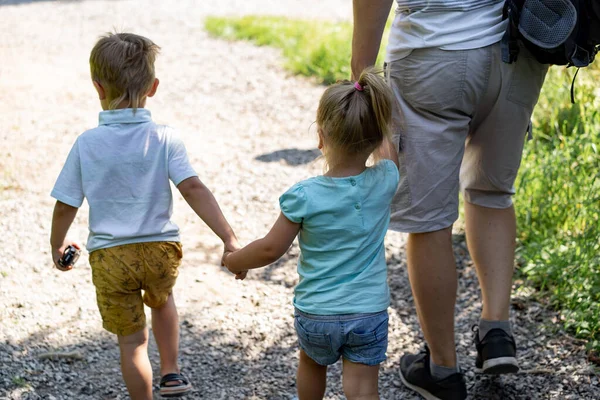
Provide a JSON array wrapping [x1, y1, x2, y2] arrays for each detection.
[[280, 159, 400, 315]]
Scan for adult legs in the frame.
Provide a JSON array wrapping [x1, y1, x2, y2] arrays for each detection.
[[405, 202, 517, 367], [461, 41, 549, 326], [297, 350, 327, 400], [342, 359, 380, 400], [117, 328, 153, 400], [406, 227, 458, 368], [465, 202, 515, 321]]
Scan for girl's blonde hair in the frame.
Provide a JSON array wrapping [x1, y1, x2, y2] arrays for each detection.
[[89, 33, 160, 110], [316, 68, 394, 167]]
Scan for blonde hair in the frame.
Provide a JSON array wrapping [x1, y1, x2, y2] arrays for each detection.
[[89, 32, 160, 110], [316, 68, 393, 168]]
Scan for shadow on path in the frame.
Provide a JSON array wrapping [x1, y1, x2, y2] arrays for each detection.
[[2, 305, 597, 399], [255, 148, 320, 166]]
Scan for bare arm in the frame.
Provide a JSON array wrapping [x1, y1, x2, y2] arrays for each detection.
[[224, 213, 301, 273], [351, 0, 394, 79], [50, 201, 79, 271], [177, 176, 239, 249]]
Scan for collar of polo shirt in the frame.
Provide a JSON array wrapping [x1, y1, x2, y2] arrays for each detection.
[[98, 108, 152, 125]]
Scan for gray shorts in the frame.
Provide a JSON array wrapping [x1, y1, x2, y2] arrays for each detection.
[[386, 42, 548, 233]]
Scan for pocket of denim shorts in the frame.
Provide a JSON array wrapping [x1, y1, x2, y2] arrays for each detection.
[[294, 317, 334, 357], [346, 316, 388, 358], [390, 49, 467, 111]]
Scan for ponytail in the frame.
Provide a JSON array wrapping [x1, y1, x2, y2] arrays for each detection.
[[355, 68, 393, 142], [316, 67, 393, 166]]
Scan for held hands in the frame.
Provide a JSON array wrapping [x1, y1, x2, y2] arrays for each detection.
[[222, 240, 247, 280]]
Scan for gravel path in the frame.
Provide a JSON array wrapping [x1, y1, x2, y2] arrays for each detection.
[[0, 1, 598, 399]]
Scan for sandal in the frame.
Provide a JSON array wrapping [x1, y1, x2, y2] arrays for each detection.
[[159, 373, 192, 398]]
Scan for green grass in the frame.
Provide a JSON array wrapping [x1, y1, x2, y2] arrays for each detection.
[[12, 376, 29, 388], [517, 66, 600, 349], [204, 15, 600, 352], [205, 16, 391, 84]]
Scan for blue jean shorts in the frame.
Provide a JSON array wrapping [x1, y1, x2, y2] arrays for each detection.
[[294, 308, 389, 366]]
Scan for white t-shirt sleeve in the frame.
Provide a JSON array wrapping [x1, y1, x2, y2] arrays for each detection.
[[168, 133, 198, 186], [51, 139, 84, 208]]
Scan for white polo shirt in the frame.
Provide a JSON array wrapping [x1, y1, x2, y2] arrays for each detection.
[[387, 0, 507, 62], [51, 108, 197, 252]]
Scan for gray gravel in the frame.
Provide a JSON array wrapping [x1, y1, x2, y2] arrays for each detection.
[[0, 1, 598, 399]]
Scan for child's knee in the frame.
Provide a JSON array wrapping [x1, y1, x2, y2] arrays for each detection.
[[118, 327, 149, 348]]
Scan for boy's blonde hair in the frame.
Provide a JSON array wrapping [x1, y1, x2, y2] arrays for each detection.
[[316, 68, 394, 167], [89, 33, 160, 110]]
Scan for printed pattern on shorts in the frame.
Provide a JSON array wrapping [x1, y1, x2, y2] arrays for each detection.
[[89, 241, 182, 336]]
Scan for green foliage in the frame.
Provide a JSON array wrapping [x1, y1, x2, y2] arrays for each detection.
[[12, 376, 29, 388], [204, 15, 600, 351], [204, 16, 390, 84], [516, 66, 600, 347]]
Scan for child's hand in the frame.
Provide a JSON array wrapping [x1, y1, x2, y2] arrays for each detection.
[[222, 249, 248, 280], [222, 238, 240, 264], [221, 240, 247, 280], [52, 240, 79, 272], [234, 270, 247, 280]]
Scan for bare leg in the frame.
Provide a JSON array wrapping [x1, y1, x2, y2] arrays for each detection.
[[151, 293, 180, 377], [464, 202, 515, 321], [342, 359, 379, 400], [117, 328, 153, 400], [407, 227, 457, 367], [297, 350, 327, 400]]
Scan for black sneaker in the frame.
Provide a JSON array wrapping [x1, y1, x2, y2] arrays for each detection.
[[472, 325, 519, 374], [399, 346, 467, 400]]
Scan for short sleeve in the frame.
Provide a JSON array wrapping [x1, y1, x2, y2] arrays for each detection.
[[382, 159, 400, 185], [51, 139, 84, 208], [279, 184, 308, 224], [377, 159, 400, 197], [167, 130, 198, 186]]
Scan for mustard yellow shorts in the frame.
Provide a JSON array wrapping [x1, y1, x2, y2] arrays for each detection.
[[89, 241, 182, 336]]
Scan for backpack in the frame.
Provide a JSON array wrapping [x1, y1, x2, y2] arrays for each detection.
[[502, 0, 600, 68]]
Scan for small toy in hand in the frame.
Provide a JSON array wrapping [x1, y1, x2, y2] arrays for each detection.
[[58, 244, 81, 268]]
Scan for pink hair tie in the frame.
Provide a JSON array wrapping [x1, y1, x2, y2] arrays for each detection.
[[354, 81, 363, 91]]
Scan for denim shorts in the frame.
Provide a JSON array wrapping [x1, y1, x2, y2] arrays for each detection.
[[294, 308, 388, 366]]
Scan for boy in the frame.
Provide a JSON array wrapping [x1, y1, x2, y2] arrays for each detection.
[[50, 32, 239, 399]]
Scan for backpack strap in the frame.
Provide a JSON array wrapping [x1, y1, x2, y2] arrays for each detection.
[[502, 0, 522, 63], [570, 67, 581, 103], [564, 0, 593, 67]]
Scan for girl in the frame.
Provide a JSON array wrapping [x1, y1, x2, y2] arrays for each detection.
[[223, 69, 399, 400]]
